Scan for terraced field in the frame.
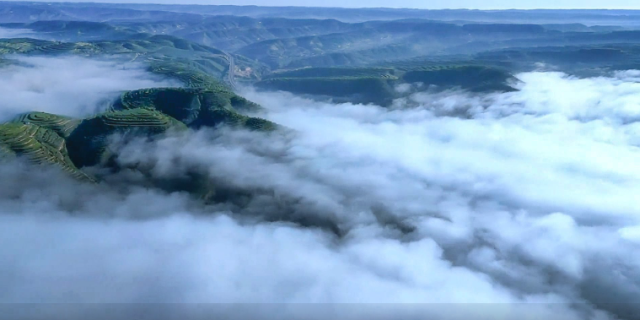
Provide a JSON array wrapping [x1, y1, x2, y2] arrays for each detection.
[[12, 112, 82, 138], [0, 38, 52, 54], [116, 87, 272, 129], [66, 108, 187, 168], [0, 123, 95, 182]]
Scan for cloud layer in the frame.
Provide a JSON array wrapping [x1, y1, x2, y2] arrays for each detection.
[[0, 56, 179, 121], [2, 67, 640, 320], [0, 27, 43, 40]]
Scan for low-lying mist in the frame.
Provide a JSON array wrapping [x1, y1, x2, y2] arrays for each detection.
[[0, 27, 43, 40], [1, 61, 640, 320], [0, 56, 179, 121]]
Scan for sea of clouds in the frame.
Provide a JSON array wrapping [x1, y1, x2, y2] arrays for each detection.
[[0, 27, 43, 40], [0, 56, 179, 121], [0, 57, 639, 320]]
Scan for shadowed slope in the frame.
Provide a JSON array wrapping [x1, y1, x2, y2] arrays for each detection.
[[12, 112, 82, 138], [0, 143, 16, 160], [402, 65, 518, 92], [66, 108, 187, 168], [0, 123, 95, 182], [0, 84, 279, 186], [115, 88, 276, 130]]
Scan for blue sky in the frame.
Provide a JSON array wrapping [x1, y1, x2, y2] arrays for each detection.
[[6, 0, 640, 9], [197, 0, 639, 9]]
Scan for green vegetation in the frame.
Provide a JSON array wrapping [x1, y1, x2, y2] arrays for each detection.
[[0, 123, 95, 182], [257, 65, 516, 105], [266, 67, 397, 79], [115, 87, 274, 129], [66, 108, 186, 168], [0, 143, 16, 160], [12, 112, 82, 138], [402, 65, 517, 92], [258, 77, 397, 105], [259, 67, 400, 105], [0, 38, 52, 54], [0, 87, 277, 182], [149, 59, 225, 89], [0, 36, 264, 89]]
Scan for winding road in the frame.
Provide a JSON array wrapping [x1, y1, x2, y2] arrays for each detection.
[[224, 52, 238, 91]]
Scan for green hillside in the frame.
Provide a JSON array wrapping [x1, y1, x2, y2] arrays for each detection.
[[0, 87, 277, 187], [0, 122, 95, 182], [115, 87, 274, 129], [256, 65, 516, 105], [402, 65, 518, 92], [257, 77, 398, 105], [12, 112, 82, 138], [66, 108, 187, 168], [0, 37, 266, 88]]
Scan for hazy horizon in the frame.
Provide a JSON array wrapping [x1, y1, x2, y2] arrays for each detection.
[[2, 0, 640, 10]]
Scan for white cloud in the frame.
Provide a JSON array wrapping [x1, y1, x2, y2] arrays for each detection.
[[0, 56, 179, 121], [0, 27, 43, 39], [1, 70, 640, 319]]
